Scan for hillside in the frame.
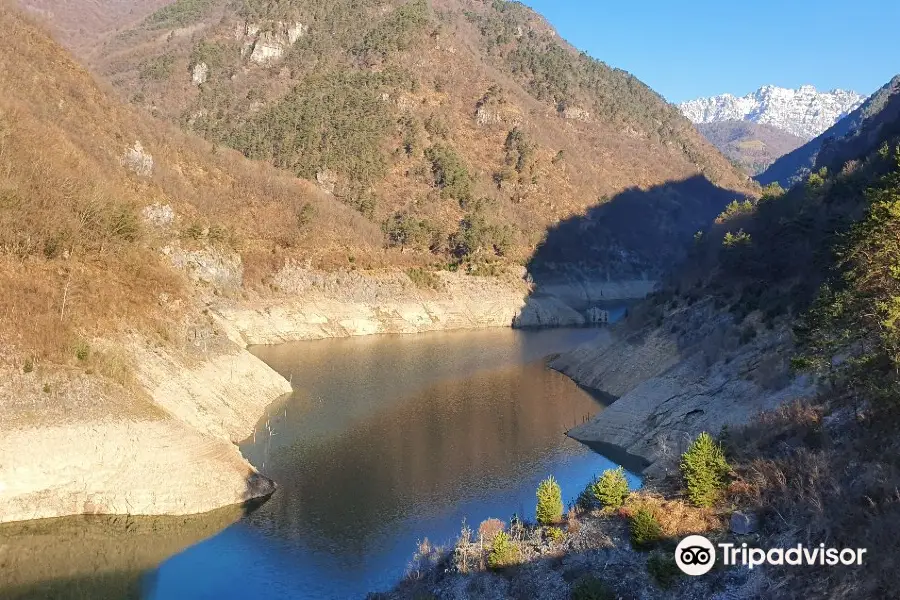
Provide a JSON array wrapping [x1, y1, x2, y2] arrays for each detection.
[[0, 0, 749, 525], [758, 75, 900, 188], [86, 0, 752, 277], [389, 78, 900, 599], [0, 3, 441, 524], [696, 120, 805, 175], [545, 75, 900, 599], [15, 0, 171, 60], [680, 85, 864, 140]]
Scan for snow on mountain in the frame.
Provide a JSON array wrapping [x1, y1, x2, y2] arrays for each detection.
[[679, 85, 865, 140]]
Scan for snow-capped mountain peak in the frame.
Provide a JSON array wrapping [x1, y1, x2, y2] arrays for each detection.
[[679, 85, 865, 140]]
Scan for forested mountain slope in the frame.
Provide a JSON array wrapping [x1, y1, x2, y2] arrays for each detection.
[[88, 0, 753, 276], [550, 73, 900, 599]]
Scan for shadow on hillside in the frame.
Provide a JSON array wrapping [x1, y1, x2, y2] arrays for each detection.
[[515, 175, 748, 326]]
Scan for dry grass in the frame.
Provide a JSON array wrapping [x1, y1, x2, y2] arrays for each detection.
[[0, 5, 390, 368], [623, 492, 722, 538], [720, 396, 900, 599]]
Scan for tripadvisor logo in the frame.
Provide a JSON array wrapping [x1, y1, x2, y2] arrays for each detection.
[[675, 535, 868, 576], [675, 535, 716, 576]]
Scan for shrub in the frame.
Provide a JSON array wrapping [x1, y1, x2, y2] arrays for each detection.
[[680, 432, 731, 507], [425, 144, 472, 202], [296, 203, 316, 228], [591, 466, 630, 509], [503, 127, 534, 174], [536, 475, 563, 525], [74, 341, 90, 362], [629, 508, 662, 550], [477, 518, 504, 542], [406, 268, 442, 290], [722, 229, 752, 248], [235, 72, 391, 190], [139, 54, 175, 81], [356, 0, 429, 59], [715, 199, 754, 224], [576, 477, 599, 510], [546, 526, 565, 543], [23, 357, 34, 374], [487, 531, 520, 569], [570, 576, 614, 600], [144, 0, 214, 28], [647, 552, 680, 589]]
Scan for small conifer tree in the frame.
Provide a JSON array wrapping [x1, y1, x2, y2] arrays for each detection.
[[591, 466, 630, 508], [629, 508, 662, 549], [536, 475, 563, 525], [487, 530, 520, 568], [680, 432, 730, 507]]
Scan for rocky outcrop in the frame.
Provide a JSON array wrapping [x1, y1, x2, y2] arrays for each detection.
[[0, 339, 291, 524], [210, 264, 653, 345], [554, 300, 813, 475], [560, 106, 592, 122], [191, 62, 209, 85], [120, 141, 153, 177], [216, 269, 532, 344], [236, 20, 304, 65]]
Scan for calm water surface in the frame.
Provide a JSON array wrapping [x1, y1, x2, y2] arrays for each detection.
[[4, 327, 640, 600]]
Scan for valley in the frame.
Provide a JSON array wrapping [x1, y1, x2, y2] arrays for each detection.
[[1, 0, 899, 599]]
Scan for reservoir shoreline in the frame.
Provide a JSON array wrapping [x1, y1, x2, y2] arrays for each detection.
[[1, 274, 651, 525]]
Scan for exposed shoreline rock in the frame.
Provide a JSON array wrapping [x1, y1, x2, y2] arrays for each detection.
[[1, 268, 652, 524], [0, 341, 291, 524], [552, 300, 814, 476], [211, 266, 655, 346]]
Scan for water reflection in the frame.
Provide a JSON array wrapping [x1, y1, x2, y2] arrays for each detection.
[[3, 327, 640, 600], [0, 508, 244, 600], [245, 361, 605, 555]]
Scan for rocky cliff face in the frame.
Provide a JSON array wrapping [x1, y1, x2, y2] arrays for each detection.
[[552, 300, 812, 475], [174, 248, 657, 345], [680, 85, 865, 140]]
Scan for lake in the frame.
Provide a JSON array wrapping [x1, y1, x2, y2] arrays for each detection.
[[2, 327, 640, 600]]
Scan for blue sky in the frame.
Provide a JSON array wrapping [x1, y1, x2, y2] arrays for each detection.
[[519, 0, 900, 104]]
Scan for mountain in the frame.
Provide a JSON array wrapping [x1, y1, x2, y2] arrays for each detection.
[[758, 75, 900, 187], [680, 85, 865, 140], [15, 0, 171, 60], [0, 0, 755, 528], [72, 0, 753, 277], [695, 120, 805, 175]]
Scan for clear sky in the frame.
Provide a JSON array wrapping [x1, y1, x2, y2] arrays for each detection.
[[519, 0, 900, 104]]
